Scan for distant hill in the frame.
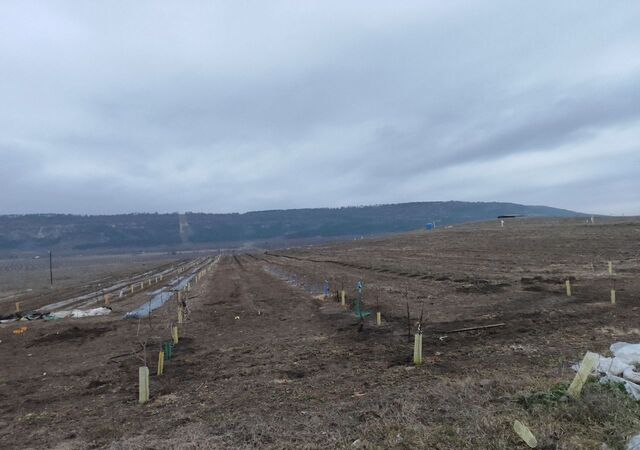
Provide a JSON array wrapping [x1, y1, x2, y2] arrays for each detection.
[[0, 201, 584, 253]]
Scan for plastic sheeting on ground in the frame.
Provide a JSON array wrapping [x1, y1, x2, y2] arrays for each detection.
[[124, 290, 173, 319], [627, 434, 640, 450], [49, 307, 112, 319], [573, 342, 640, 400], [36, 265, 182, 313], [1, 307, 112, 323], [124, 271, 199, 319]]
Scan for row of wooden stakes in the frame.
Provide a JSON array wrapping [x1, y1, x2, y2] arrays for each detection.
[[11, 262, 202, 314], [105, 259, 207, 307], [565, 260, 619, 304], [139, 324, 181, 405], [138, 260, 217, 404]]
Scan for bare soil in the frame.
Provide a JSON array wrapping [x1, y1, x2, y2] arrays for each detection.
[[1, 217, 640, 449]]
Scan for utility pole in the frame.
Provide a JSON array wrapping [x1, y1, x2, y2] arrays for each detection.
[[49, 251, 53, 286]]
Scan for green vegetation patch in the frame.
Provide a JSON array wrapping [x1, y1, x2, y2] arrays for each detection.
[[517, 380, 640, 449]]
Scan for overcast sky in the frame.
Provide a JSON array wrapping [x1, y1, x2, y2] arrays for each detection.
[[1, 1, 639, 215]]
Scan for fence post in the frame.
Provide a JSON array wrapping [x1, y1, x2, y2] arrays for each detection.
[[157, 351, 164, 376], [413, 332, 423, 365], [139, 366, 150, 404]]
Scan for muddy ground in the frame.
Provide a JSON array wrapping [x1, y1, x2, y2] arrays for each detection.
[[1, 217, 640, 449]]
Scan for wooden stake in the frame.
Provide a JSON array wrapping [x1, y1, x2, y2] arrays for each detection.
[[139, 366, 150, 404], [376, 311, 381, 326], [513, 420, 537, 448], [565, 279, 572, 297], [611, 289, 616, 305], [406, 302, 411, 343], [567, 351, 599, 399], [178, 306, 184, 324], [172, 325, 179, 344], [413, 333, 423, 365], [439, 323, 506, 334], [131, 285, 134, 294], [340, 290, 346, 306], [140, 282, 144, 290], [15, 302, 21, 313], [157, 351, 164, 376], [608, 261, 613, 275]]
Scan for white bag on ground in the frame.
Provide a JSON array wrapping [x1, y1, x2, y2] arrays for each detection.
[[575, 342, 640, 400], [71, 307, 111, 318], [49, 307, 111, 319]]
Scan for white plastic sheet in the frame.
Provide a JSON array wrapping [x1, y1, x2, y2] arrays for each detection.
[[574, 342, 640, 400], [627, 434, 640, 450], [50, 307, 112, 319]]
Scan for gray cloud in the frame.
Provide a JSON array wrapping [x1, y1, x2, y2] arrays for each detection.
[[1, 1, 639, 215]]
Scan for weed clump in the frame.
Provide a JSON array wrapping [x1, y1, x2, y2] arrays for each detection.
[[517, 382, 569, 410], [516, 380, 640, 449]]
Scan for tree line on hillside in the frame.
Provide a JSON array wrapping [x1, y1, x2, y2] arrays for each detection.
[[0, 202, 581, 252]]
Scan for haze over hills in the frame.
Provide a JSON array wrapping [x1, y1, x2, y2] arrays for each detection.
[[0, 201, 584, 253]]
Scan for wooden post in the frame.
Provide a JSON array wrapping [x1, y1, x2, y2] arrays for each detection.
[[413, 333, 423, 365], [172, 326, 179, 344], [565, 280, 572, 297], [340, 290, 346, 306], [513, 420, 537, 448], [611, 289, 616, 305], [139, 366, 150, 404], [567, 351, 599, 398], [177, 290, 181, 302], [140, 281, 144, 290], [131, 285, 134, 294], [104, 293, 110, 306], [178, 305, 184, 324], [608, 261, 613, 275], [157, 351, 164, 376], [376, 311, 381, 325], [15, 302, 21, 313]]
